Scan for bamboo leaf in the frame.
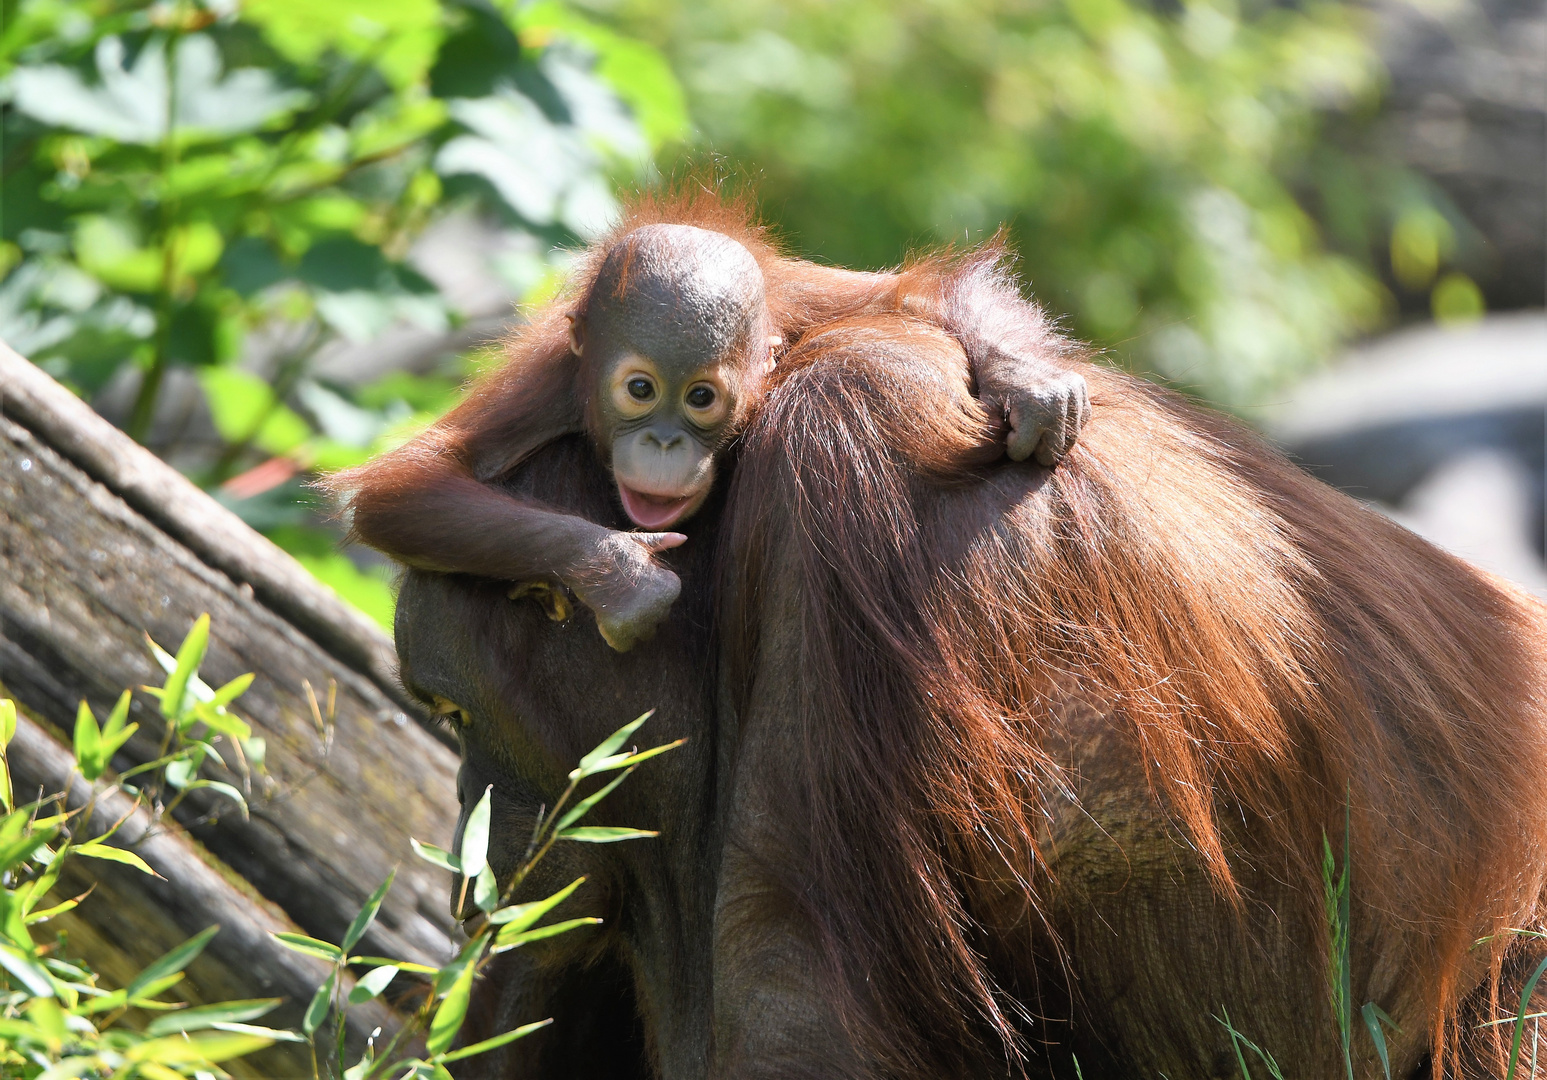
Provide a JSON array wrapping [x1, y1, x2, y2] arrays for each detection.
[[489, 878, 585, 932], [128, 925, 219, 999], [303, 969, 336, 1037], [553, 768, 634, 833], [349, 956, 438, 975], [426, 951, 476, 1055], [473, 865, 498, 914], [73, 701, 102, 780], [342, 868, 396, 952], [432, 1018, 553, 1063], [127, 1030, 273, 1064], [491, 917, 602, 954], [74, 842, 159, 877], [161, 614, 211, 722], [209, 673, 254, 709], [185, 779, 249, 819], [411, 838, 460, 874], [0, 943, 55, 996], [557, 827, 658, 844], [146, 999, 282, 1036], [102, 690, 132, 738], [347, 964, 398, 1005], [271, 933, 343, 962], [571, 711, 654, 779], [458, 786, 492, 880]]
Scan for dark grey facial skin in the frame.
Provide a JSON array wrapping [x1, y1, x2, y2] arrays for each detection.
[[577, 225, 769, 530]]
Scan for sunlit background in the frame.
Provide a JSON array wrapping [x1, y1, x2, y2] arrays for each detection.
[[3, 0, 1542, 625]]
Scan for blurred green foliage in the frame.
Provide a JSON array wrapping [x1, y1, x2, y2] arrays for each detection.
[[605, 0, 1460, 406], [0, 0, 684, 628]]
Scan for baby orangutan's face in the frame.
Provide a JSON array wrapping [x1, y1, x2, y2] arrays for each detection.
[[573, 221, 773, 531], [601, 351, 739, 530]]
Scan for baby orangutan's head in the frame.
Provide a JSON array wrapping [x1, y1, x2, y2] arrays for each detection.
[[571, 224, 772, 530]]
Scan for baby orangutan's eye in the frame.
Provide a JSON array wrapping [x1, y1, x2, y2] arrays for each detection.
[[627, 377, 656, 402], [685, 384, 716, 410]]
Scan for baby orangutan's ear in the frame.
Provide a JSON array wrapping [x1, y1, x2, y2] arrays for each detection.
[[566, 313, 584, 357], [765, 334, 782, 374], [509, 580, 573, 622]]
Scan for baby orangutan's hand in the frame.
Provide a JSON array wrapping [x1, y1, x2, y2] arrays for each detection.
[[976, 354, 1090, 466], [572, 531, 687, 652]]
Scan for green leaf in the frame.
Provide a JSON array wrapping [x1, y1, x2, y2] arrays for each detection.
[[432, 1018, 553, 1063], [193, 702, 252, 741], [571, 711, 653, 779], [303, 969, 336, 1037], [74, 842, 158, 876], [557, 827, 659, 844], [102, 688, 131, 735], [426, 948, 476, 1056], [128, 926, 220, 1000], [1361, 1001, 1398, 1080], [209, 673, 254, 710], [185, 779, 249, 819], [0, 700, 14, 815], [458, 786, 492, 880], [146, 999, 282, 1036], [349, 956, 438, 975], [72, 700, 102, 780], [1505, 953, 1547, 1080], [473, 864, 499, 914], [553, 767, 634, 833], [126, 1030, 274, 1064], [489, 878, 585, 933], [342, 867, 396, 952], [490, 917, 602, 954], [161, 615, 211, 723], [411, 838, 460, 873], [0, 943, 55, 996], [271, 933, 343, 962], [204, 1021, 307, 1043], [347, 964, 398, 1005], [165, 758, 196, 789], [127, 973, 186, 1005], [0, 829, 51, 875]]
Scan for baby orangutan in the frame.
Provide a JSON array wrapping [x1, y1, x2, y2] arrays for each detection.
[[331, 202, 1089, 650]]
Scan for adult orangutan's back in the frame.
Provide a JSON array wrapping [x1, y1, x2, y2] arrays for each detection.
[[718, 314, 1547, 1078]]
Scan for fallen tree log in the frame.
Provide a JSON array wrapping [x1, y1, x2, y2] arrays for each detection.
[[0, 344, 464, 1049]]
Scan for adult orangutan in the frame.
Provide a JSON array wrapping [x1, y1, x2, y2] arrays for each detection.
[[377, 212, 1547, 1078], [329, 190, 1087, 652], [709, 315, 1547, 1079]]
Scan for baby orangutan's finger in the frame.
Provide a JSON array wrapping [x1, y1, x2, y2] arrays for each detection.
[[634, 531, 688, 553]]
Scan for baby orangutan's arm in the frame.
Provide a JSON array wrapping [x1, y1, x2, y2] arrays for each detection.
[[764, 249, 1089, 465], [325, 315, 685, 653]]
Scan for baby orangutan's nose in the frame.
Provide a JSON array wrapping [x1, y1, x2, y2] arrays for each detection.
[[643, 428, 684, 451]]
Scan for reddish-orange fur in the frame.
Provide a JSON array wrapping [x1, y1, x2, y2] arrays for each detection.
[[724, 316, 1547, 1077]]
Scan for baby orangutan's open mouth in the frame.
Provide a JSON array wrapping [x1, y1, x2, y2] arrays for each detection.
[[617, 483, 705, 530]]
